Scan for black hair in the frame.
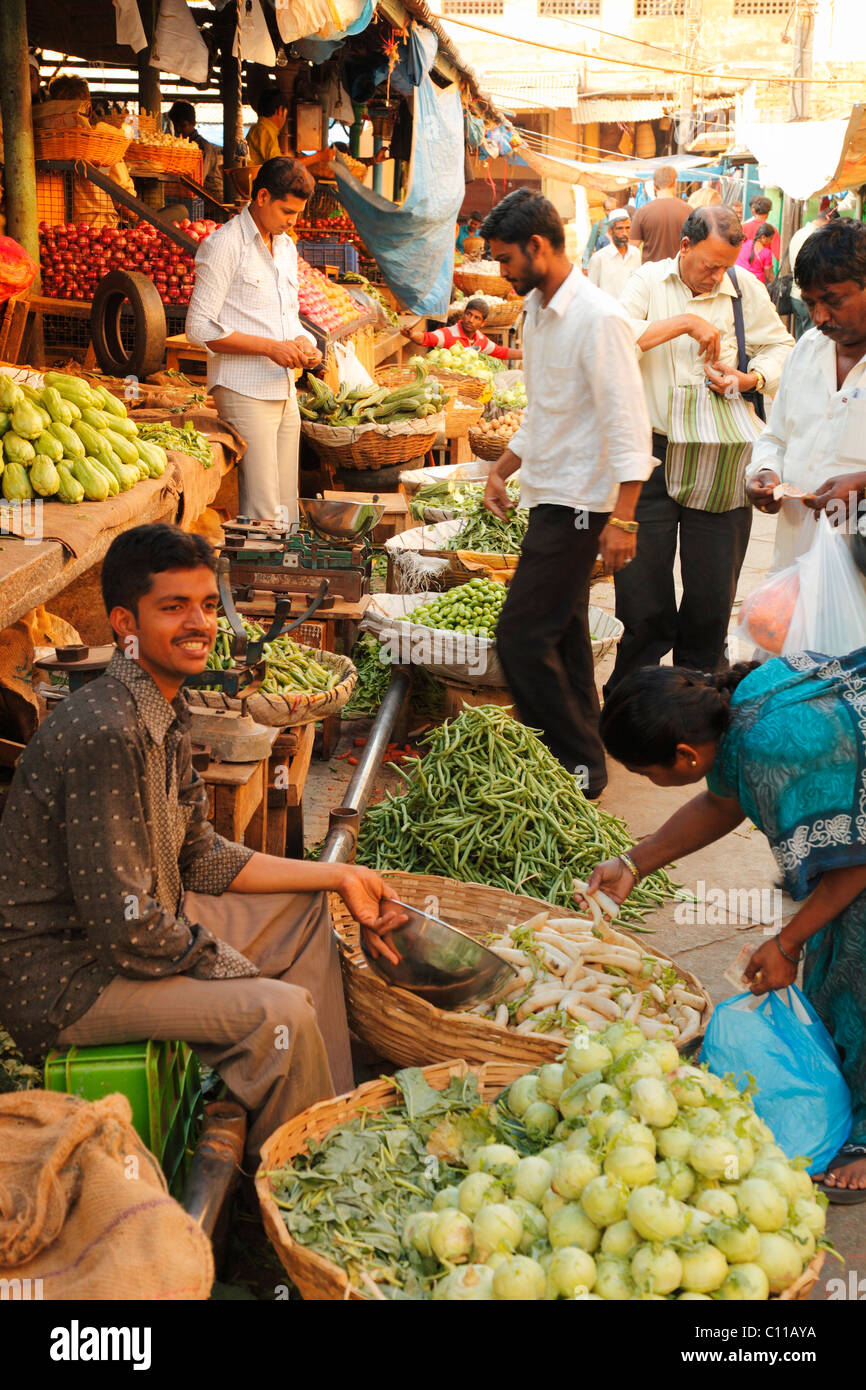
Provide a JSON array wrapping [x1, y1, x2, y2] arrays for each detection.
[[463, 297, 489, 318], [599, 663, 759, 768], [167, 100, 195, 128], [749, 222, 776, 262], [750, 195, 772, 217], [681, 205, 745, 249], [481, 188, 565, 253], [101, 523, 217, 619], [795, 218, 866, 293], [49, 75, 90, 101], [251, 156, 315, 203], [257, 89, 288, 120]]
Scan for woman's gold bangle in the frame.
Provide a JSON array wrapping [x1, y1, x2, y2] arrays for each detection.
[[619, 851, 642, 885]]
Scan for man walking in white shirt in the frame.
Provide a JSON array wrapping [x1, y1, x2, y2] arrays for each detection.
[[587, 209, 641, 300], [607, 205, 793, 695], [187, 158, 321, 524], [747, 219, 866, 573], [481, 190, 654, 798]]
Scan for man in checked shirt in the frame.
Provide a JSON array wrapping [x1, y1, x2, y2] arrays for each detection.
[[0, 524, 405, 1167], [187, 157, 322, 525]]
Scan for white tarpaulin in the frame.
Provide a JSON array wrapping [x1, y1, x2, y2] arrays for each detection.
[[521, 147, 714, 192], [737, 117, 849, 201]]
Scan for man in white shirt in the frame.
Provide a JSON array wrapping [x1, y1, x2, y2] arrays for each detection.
[[186, 158, 321, 524], [747, 219, 866, 577], [481, 190, 654, 798], [587, 209, 641, 300], [607, 205, 793, 695], [787, 208, 831, 339]]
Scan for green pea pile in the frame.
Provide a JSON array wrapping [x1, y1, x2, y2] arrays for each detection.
[[400, 579, 507, 638]]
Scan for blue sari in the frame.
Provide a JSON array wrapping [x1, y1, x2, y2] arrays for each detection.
[[708, 648, 866, 1146]]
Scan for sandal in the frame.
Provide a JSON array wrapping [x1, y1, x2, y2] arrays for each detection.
[[815, 1144, 866, 1204]]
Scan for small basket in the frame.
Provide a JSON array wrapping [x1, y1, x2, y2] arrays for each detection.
[[443, 397, 484, 439], [256, 1059, 529, 1301], [429, 367, 489, 403], [330, 872, 712, 1070], [454, 267, 512, 298], [482, 298, 523, 329], [301, 423, 439, 471], [184, 649, 356, 728], [35, 126, 130, 166], [468, 425, 516, 461]]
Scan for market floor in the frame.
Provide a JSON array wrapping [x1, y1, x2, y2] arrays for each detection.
[[294, 508, 864, 1300]]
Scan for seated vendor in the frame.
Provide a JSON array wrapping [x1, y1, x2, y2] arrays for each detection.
[[402, 297, 522, 361], [35, 75, 136, 229], [0, 523, 404, 1167]]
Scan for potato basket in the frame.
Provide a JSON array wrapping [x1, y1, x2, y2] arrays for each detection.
[[330, 872, 712, 1070]]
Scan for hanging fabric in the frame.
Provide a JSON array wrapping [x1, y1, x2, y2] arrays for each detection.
[[150, 0, 210, 84], [234, 0, 276, 67], [112, 0, 147, 52]]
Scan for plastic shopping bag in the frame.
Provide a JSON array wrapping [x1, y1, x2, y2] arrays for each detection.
[[737, 564, 800, 654], [782, 512, 866, 655], [701, 986, 852, 1173]]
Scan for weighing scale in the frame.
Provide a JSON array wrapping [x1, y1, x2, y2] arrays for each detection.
[[221, 500, 384, 606]]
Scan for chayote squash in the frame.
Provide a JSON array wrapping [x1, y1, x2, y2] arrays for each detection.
[[33, 430, 64, 462], [30, 456, 61, 497], [11, 400, 46, 441], [2, 461, 35, 501], [56, 463, 85, 504], [3, 432, 36, 464]]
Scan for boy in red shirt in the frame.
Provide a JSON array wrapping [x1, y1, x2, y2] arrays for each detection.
[[402, 297, 522, 360]]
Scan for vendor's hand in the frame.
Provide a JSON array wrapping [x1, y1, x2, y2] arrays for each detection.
[[598, 521, 637, 573], [268, 339, 311, 370], [400, 326, 423, 343], [484, 468, 511, 521], [742, 937, 798, 996], [746, 468, 783, 515], [804, 471, 866, 519], [338, 866, 407, 967], [583, 857, 636, 907], [294, 337, 322, 368], [705, 362, 758, 396], [684, 314, 721, 363]]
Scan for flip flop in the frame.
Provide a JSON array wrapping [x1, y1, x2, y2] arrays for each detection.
[[815, 1144, 866, 1204]]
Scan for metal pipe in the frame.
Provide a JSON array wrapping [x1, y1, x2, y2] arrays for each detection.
[[319, 668, 410, 864], [183, 1101, 247, 1254]]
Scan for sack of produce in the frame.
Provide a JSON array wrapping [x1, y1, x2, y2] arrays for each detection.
[[258, 1058, 826, 1300], [701, 986, 852, 1175]]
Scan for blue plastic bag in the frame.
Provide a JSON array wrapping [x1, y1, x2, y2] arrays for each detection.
[[702, 986, 852, 1173]]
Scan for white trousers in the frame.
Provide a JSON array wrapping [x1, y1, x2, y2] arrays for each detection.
[[212, 386, 301, 525]]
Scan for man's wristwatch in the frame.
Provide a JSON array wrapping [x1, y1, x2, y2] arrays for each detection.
[[607, 516, 639, 534], [751, 370, 766, 393]]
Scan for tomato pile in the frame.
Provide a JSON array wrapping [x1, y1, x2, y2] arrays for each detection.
[[295, 212, 357, 244], [297, 259, 361, 334], [38, 219, 218, 306]]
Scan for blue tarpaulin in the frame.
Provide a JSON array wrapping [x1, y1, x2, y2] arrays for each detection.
[[332, 72, 464, 316]]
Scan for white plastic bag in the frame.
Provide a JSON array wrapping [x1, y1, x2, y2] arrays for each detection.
[[332, 340, 373, 392], [783, 511, 866, 656], [234, 0, 276, 66], [150, 0, 209, 84]]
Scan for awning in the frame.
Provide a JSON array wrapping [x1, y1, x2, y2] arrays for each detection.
[[481, 72, 582, 113], [572, 98, 668, 124], [737, 104, 866, 200], [520, 147, 715, 191]]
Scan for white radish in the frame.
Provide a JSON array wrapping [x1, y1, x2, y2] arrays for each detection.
[[574, 992, 620, 1021], [637, 1014, 677, 1038], [563, 960, 587, 989], [494, 1003, 509, 1028], [564, 999, 611, 1029], [677, 1005, 702, 1043], [671, 986, 706, 1009], [493, 946, 531, 966], [516, 986, 568, 1022]]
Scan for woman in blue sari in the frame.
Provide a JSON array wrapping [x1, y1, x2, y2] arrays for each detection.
[[587, 651, 866, 1202]]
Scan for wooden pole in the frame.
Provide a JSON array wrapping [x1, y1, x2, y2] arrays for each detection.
[[137, 0, 161, 123], [221, 1, 243, 177], [0, 0, 40, 282]]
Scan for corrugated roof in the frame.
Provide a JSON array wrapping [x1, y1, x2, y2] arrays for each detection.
[[572, 97, 668, 122]]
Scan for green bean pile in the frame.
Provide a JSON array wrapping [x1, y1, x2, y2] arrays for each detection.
[[355, 705, 678, 926], [206, 616, 339, 695], [443, 500, 528, 555], [343, 632, 446, 719]]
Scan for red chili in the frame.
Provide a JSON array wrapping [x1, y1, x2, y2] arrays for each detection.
[[347, 756, 359, 766]]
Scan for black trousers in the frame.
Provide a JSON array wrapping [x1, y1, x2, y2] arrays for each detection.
[[496, 503, 608, 791], [605, 433, 752, 698]]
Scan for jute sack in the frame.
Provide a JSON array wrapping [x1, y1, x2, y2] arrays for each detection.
[[0, 1091, 213, 1300]]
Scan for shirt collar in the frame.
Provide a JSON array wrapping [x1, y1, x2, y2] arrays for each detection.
[[239, 205, 287, 259], [670, 253, 736, 299], [107, 648, 187, 746], [526, 262, 583, 320]]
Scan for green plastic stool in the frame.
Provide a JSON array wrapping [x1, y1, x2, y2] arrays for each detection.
[[44, 1039, 202, 1193]]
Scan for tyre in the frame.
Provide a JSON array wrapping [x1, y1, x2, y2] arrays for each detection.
[[90, 270, 166, 380]]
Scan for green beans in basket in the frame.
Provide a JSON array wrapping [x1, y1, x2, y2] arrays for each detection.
[[204, 616, 339, 695], [355, 704, 679, 928]]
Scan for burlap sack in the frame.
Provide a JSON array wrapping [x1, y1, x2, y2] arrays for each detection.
[[0, 1090, 213, 1300]]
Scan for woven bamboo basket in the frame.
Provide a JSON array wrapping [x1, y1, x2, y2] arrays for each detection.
[[35, 126, 130, 165], [443, 397, 484, 439], [429, 367, 489, 403], [468, 425, 518, 461], [482, 298, 523, 329], [330, 873, 712, 1070], [256, 1056, 825, 1302], [301, 422, 439, 470], [184, 649, 356, 727], [454, 268, 512, 297], [256, 1059, 530, 1301]]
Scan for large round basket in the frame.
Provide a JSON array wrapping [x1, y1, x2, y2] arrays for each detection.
[[256, 1059, 531, 1301], [429, 367, 489, 402], [482, 298, 523, 329], [35, 126, 130, 165], [468, 424, 517, 461], [255, 1056, 824, 1302], [330, 872, 712, 1069], [184, 649, 356, 728], [454, 268, 512, 298], [300, 423, 439, 471]]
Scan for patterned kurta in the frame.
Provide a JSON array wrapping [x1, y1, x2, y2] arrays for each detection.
[[0, 649, 256, 1062]]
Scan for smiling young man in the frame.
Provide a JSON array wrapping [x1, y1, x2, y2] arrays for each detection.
[[746, 219, 866, 577], [0, 524, 403, 1166], [402, 296, 522, 361], [186, 156, 321, 525]]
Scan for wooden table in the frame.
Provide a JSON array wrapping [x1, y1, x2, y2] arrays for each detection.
[[200, 726, 280, 849], [267, 723, 316, 860], [164, 333, 208, 381]]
